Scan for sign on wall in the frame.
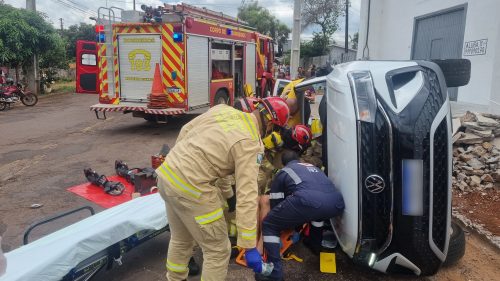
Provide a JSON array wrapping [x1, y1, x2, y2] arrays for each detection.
[[463, 39, 488, 56]]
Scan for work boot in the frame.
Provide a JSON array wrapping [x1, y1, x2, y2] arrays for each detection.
[[188, 257, 200, 276], [302, 237, 321, 256], [254, 273, 283, 281]]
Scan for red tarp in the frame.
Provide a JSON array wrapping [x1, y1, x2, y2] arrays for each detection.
[[67, 176, 134, 209]]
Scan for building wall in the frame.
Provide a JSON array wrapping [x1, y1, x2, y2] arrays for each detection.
[[357, 0, 500, 110]]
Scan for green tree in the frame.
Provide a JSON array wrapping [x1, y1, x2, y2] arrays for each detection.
[[302, 0, 346, 54], [0, 3, 65, 80], [61, 23, 95, 62], [300, 32, 330, 58], [350, 31, 358, 50], [237, 2, 291, 56]]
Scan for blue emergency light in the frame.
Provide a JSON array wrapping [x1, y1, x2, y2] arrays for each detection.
[[173, 32, 183, 42], [96, 33, 106, 43], [226, 28, 232, 35], [171, 71, 177, 80]]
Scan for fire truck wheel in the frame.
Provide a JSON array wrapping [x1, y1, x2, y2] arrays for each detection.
[[214, 89, 229, 105]]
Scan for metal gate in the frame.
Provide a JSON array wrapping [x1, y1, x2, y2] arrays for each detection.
[[187, 35, 209, 108], [411, 5, 466, 101]]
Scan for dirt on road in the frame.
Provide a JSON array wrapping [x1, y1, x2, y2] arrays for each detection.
[[0, 93, 499, 281]]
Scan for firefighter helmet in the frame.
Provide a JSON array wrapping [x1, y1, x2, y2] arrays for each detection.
[[292, 124, 312, 146], [259, 97, 290, 127]]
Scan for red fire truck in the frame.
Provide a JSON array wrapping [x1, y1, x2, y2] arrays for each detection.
[[78, 3, 275, 120]]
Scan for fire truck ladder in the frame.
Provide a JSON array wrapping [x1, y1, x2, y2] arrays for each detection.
[[96, 7, 121, 120]]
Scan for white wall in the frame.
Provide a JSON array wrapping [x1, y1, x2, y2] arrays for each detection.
[[357, 0, 500, 110]]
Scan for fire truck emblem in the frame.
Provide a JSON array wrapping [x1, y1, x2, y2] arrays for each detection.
[[128, 49, 151, 71]]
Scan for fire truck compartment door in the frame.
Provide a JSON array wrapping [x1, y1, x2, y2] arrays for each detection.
[[245, 43, 256, 92], [187, 35, 209, 107], [118, 34, 162, 102]]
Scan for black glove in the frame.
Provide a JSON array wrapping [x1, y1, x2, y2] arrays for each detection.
[[227, 194, 236, 213]]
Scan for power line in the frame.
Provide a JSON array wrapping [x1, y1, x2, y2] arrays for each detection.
[[51, 0, 97, 17]]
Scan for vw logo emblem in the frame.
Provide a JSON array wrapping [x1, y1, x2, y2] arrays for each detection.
[[365, 175, 385, 193]]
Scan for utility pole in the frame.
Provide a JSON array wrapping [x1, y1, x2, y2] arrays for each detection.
[[290, 0, 302, 79], [59, 18, 64, 32], [26, 0, 40, 95], [133, 0, 136, 11], [344, 0, 349, 55]]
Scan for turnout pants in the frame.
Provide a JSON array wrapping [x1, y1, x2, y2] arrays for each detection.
[[262, 191, 344, 280], [159, 184, 231, 281]]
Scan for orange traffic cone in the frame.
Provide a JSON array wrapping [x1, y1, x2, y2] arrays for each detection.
[[151, 63, 163, 97], [148, 63, 167, 109]]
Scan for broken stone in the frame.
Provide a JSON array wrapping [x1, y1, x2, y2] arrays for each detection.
[[457, 147, 466, 154], [459, 153, 474, 162], [465, 128, 493, 138], [482, 112, 500, 121], [462, 165, 474, 171], [472, 146, 488, 156], [452, 132, 466, 144], [461, 111, 477, 123], [492, 170, 500, 181], [481, 174, 494, 183], [467, 158, 485, 170], [455, 133, 493, 145], [471, 170, 485, 176], [470, 175, 482, 186], [494, 129, 500, 136], [457, 173, 467, 182], [490, 164, 498, 170], [476, 114, 500, 127], [462, 122, 484, 131], [482, 142, 494, 151], [486, 156, 499, 164], [484, 183, 494, 189]]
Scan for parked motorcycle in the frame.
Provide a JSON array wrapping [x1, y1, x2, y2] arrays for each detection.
[[0, 79, 38, 111]]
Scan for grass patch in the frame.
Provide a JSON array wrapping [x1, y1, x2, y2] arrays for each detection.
[[50, 81, 76, 94]]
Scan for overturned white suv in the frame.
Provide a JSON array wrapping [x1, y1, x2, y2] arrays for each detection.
[[292, 60, 470, 276]]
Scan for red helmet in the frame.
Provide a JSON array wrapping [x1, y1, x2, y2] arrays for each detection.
[[259, 97, 290, 127], [292, 124, 312, 146], [236, 97, 258, 113]]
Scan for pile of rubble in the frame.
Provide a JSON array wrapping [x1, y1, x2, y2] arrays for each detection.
[[452, 111, 500, 193]]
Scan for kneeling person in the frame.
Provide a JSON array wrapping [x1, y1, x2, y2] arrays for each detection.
[[259, 151, 345, 281]]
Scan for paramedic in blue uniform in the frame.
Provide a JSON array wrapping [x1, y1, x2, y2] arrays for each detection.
[[257, 150, 345, 281]]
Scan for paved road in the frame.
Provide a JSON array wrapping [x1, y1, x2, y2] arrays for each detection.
[[0, 93, 497, 281]]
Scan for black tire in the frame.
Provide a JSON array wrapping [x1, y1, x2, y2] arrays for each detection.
[[214, 89, 229, 105], [0, 102, 5, 111], [21, 93, 38, 106], [443, 222, 466, 266], [431, 59, 471, 87], [144, 114, 167, 123]]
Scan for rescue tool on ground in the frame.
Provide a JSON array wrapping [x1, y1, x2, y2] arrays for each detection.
[[78, 3, 276, 121]]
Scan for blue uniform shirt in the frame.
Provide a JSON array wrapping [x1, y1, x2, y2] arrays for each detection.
[[269, 160, 339, 209]]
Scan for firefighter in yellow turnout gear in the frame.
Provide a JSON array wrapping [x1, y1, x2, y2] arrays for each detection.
[[157, 97, 290, 281]]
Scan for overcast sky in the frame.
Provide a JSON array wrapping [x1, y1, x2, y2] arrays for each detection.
[[4, 0, 360, 44]]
